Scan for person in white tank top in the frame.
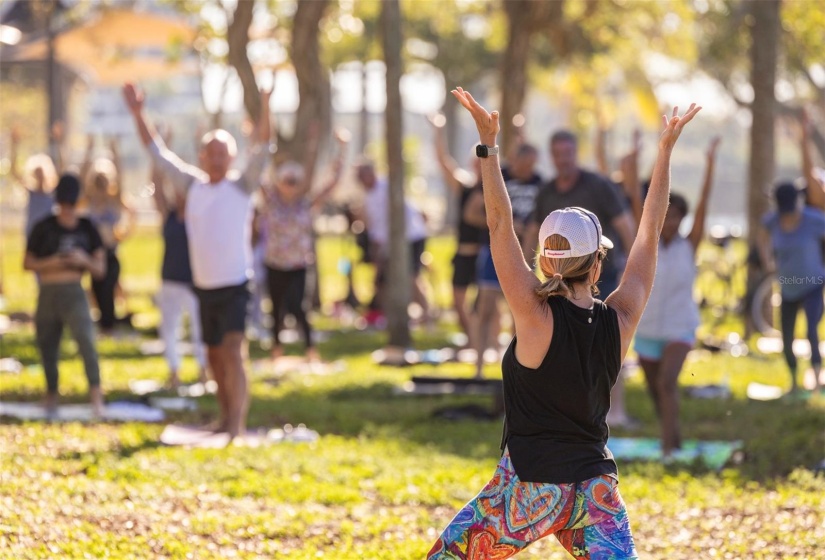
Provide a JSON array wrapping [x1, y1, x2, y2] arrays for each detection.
[[628, 136, 720, 459]]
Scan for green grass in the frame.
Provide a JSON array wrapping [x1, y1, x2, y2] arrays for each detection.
[[1, 230, 824, 559]]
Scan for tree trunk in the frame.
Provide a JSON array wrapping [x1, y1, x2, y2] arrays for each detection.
[[381, 0, 411, 348], [499, 1, 564, 156], [226, 0, 259, 122], [745, 0, 780, 336], [443, 90, 460, 159], [500, 0, 532, 157], [289, 0, 331, 169]]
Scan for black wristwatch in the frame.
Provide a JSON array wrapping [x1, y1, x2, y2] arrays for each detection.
[[475, 144, 499, 158]]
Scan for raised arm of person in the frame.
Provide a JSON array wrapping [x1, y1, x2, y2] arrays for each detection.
[[620, 129, 644, 228], [122, 82, 203, 194], [239, 87, 273, 195], [452, 87, 542, 333], [605, 104, 701, 360], [78, 133, 95, 186], [310, 128, 350, 210], [429, 113, 471, 194], [9, 125, 23, 183], [800, 109, 825, 210], [150, 124, 174, 218], [114, 194, 138, 244], [687, 136, 721, 252], [595, 121, 610, 177], [50, 121, 68, 174], [109, 136, 123, 180]]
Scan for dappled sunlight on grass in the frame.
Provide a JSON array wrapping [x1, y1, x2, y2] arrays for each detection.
[[2, 231, 824, 558]]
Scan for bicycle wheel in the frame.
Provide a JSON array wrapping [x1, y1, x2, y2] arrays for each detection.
[[750, 274, 781, 337]]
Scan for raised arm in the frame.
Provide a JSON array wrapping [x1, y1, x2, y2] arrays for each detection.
[[109, 136, 123, 180], [150, 124, 174, 217], [122, 82, 203, 193], [50, 121, 68, 174], [78, 134, 94, 184], [800, 109, 825, 210], [605, 104, 702, 359], [429, 113, 471, 193], [451, 87, 541, 325], [595, 123, 610, 176], [310, 128, 350, 209], [620, 129, 644, 228], [9, 125, 22, 183], [239, 87, 273, 195], [687, 136, 721, 251]]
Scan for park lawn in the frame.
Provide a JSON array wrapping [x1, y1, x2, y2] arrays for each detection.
[[1, 230, 824, 559]]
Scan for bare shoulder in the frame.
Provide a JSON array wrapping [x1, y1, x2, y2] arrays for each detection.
[[512, 297, 554, 369]]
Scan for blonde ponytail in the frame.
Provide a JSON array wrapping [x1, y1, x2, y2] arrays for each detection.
[[535, 234, 606, 300]]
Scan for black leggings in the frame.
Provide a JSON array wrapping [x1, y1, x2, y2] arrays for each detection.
[[266, 266, 313, 349], [780, 285, 824, 386], [91, 249, 120, 330]]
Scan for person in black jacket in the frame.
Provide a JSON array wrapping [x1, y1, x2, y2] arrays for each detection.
[[426, 88, 700, 560]]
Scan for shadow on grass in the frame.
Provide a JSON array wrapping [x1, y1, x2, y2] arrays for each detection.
[[4, 324, 824, 480]]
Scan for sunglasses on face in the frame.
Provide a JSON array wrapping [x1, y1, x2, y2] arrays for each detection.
[[281, 176, 300, 186]]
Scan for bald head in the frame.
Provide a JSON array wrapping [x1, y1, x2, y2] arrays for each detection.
[[199, 129, 237, 184]]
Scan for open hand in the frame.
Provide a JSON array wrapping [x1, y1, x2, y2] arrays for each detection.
[[451, 87, 499, 146], [122, 83, 144, 114], [658, 104, 702, 150]]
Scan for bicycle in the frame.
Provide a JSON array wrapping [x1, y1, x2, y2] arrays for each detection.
[[694, 225, 780, 342]]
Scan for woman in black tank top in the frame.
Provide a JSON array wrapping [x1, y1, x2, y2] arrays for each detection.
[[426, 88, 701, 560]]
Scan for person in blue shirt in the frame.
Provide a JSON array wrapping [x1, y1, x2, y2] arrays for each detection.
[[761, 182, 825, 394]]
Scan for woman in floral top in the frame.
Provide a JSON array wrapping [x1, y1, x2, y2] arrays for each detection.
[[264, 130, 348, 363]]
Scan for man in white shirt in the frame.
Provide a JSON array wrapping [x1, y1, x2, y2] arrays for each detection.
[[123, 83, 271, 439], [356, 160, 430, 324]]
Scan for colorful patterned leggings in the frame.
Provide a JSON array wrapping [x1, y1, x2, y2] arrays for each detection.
[[427, 451, 638, 559]]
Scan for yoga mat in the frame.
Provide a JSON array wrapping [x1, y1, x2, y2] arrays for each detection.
[[129, 380, 217, 397], [607, 437, 742, 470], [0, 401, 165, 423], [253, 358, 345, 377], [159, 423, 319, 448], [746, 382, 784, 401]]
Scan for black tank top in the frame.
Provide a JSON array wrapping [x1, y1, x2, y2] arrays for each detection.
[[500, 296, 621, 483], [456, 182, 485, 245]]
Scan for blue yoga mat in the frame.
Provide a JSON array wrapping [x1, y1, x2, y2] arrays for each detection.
[[607, 437, 742, 469]]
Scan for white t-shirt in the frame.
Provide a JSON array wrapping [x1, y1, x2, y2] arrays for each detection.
[[149, 141, 267, 289], [185, 179, 253, 288], [364, 178, 427, 251], [636, 235, 700, 339]]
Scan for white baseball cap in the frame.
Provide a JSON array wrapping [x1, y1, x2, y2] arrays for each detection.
[[538, 207, 614, 259]]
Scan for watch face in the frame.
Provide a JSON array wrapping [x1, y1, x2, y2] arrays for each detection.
[[475, 145, 488, 158]]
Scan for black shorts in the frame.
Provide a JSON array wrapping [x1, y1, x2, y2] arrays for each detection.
[[452, 253, 478, 288], [410, 238, 426, 276], [194, 282, 250, 346]]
